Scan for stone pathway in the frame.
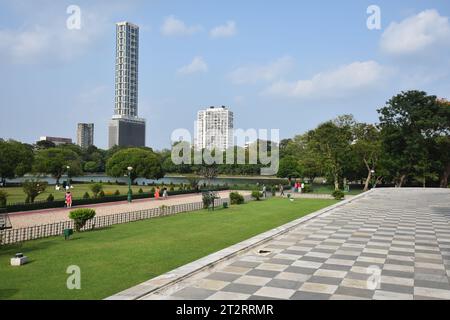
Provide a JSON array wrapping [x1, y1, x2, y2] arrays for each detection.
[[131, 188, 450, 300], [9, 191, 245, 229]]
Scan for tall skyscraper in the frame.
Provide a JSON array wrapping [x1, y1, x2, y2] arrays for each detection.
[[195, 106, 234, 151], [77, 123, 94, 149], [108, 21, 146, 149]]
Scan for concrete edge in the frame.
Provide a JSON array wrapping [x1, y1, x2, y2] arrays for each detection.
[[105, 189, 374, 300]]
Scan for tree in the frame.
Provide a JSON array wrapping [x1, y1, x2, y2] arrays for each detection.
[[0, 140, 34, 185], [277, 156, 301, 179], [307, 117, 354, 190], [33, 148, 83, 184], [352, 123, 383, 191], [22, 180, 48, 203], [199, 165, 219, 185], [106, 148, 165, 182], [378, 91, 449, 187], [35, 140, 56, 150]]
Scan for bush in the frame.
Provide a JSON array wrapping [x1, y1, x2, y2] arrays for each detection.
[[271, 186, 277, 196], [69, 208, 96, 232], [230, 192, 245, 205], [150, 187, 155, 194], [90, 183, 103, 198], [0, 190, 8, 207], [83, 192, 90, 199], [99, 190, 105, 198], [251, 191, 263, 201], [114, 190, 120, 196], [138, 188, 143, 194], [332, 190, 345, 200], [47, 194, 54, 203], [302, 184, 313, 193]]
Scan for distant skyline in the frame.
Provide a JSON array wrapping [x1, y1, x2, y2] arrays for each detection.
[[0, 0, 449, 150]]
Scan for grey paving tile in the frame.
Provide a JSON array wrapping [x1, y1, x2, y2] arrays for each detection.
[[266, 279, 302, 290], [291, 291, 331, 300], [246, 269, 280, 278], [173, 287, 216, 299], [222, 283, 261, 295], [335, 286, 375, 299], [308, 276, 343, 286], [206, 272, 242, 282]]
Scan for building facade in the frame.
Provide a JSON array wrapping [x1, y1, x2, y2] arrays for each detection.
[[77, 123, 94, 149], [108, 21, 146, 149], [39, 136, 72, 146], [195, 106, 234, 151]]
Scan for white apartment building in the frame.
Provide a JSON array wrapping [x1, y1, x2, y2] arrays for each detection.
[[109, 21, 146, 148], [196, 106, 234, 151], [114, 21, 139, 118]]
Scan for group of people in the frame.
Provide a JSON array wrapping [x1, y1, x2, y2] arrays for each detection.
[[293, 181, 304, 193], [154, 187, 168, 200]]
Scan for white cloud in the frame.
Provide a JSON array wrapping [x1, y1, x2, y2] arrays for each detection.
[[264, 61, 390, 99], [228, 56, 295, 85], [380, 9, 450, 56], [0, 5, 111, 64], [161, 15, 202, 36], [210, 21, 237, 38], [177, 56, 208, 75]]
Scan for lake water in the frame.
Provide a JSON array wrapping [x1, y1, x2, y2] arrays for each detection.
[[7, 175, 288, 186]]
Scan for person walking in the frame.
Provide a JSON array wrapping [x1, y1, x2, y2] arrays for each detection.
[[162, 187, 168, 200], [279, 184, 285, 197], [262, 185, 267, 198], [65, 191, 73, 209], [155, 187, 160, 200]]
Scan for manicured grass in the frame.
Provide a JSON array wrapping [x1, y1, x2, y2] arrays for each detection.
[[0, 198, 336, 300], [2, 184, 175, 205]]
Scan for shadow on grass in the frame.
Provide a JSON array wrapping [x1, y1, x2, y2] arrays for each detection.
[[0, 289, 19, 299]]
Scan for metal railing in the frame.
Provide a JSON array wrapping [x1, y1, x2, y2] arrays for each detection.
[[0, 195, 252, 245]]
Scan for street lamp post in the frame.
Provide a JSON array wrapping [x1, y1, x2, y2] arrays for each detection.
[[127, 167, 133, 203], [66, 166, 71, 190]]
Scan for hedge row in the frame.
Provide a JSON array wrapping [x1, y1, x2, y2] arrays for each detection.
[[4, 187, 229, 213]]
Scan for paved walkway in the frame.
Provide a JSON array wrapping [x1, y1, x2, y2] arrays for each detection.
[[9, 191, 244, 229], [132, 188, 450, 300]]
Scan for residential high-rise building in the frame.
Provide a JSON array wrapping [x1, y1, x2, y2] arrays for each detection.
[[195, 106, 234, 151], [77, 123, 94, 149], [108, 21, 146, 149]]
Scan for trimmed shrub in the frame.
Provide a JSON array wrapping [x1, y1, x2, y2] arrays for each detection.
[[230, 192, 245, 205], [83, 192, 90, 199], [47, 194, 55, 203], [0, 190, 8, 208], [114, 190, 120, 196], [98, 190, 105, 198], [332, 190, 345, 200], [138, 188, 144, 194], [302, 184, 313, 193], [251, 191, 263, 201], [90, 183, 103, 198], [69, 208, 96, 232]]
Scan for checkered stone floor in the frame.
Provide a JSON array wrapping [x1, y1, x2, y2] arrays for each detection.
[[141, 188, 450, 300]]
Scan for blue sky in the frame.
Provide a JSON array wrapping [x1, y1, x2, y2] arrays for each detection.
[[1, 0, 449, 150]]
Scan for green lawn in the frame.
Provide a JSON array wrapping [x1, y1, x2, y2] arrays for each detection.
[[3, 184, 172, 205], [0, 198, 336, 300]]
